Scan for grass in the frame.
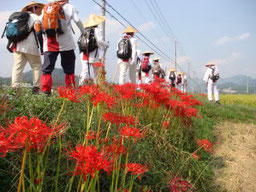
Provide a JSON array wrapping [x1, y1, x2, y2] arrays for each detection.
[[0, 86, 255, 192]]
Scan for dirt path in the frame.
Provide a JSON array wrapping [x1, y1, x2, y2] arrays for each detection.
[[213, 122, 256, 192]]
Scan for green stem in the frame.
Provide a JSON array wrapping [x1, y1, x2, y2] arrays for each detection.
[[17, 146, 28, 192], [28, 152, 33, 192], [55, 134, 62, 192]]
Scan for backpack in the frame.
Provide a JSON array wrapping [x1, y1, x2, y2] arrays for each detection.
[[1, 12, 30, 43], [117, 37, 132, 60], [210, 68, 220, 81], [169, 71, 176, 81], [42, 1, 66, 36], [141, 57, 151, 73], [152, 65, 160, 75], [177, 75, 182, 84], [77, 27, 98, 53]]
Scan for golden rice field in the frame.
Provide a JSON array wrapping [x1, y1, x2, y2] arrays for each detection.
[[220, 94, 256, 107]]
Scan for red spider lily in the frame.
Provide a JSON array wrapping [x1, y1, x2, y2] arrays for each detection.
[[58, 86, 81, 103], [101, 136, 126, 162], [93, 62, 104, 68], [162, 121, 170, 129], [78, 84, 99, 97], [0, 96, 12, 115], [0, 116, 66, 157], [119, 126, 145, 143], [103, 112, 135, 127], [68, 145, 113, 181], [85, 130, 96, 140], [92, 92, 116, 108], [192, 151, 201, 160], [114, 83, 138, 100], [168, 177, 194, 192], [196, 139, 213, 153], [126, 163, 148, 180]]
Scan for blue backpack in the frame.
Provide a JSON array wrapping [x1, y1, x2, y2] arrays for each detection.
[[2, 12, 31, 43]]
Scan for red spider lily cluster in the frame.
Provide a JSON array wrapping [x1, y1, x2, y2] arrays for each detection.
[[120, 126, 145, 143], [196, 139, 214, 153], [126, 163, 148, 180], [58, 87, 82, 103], [0, 116, 65, 157], [68, 145, 113, 181], [168, 177, 194, 192], [103, 112, 135, 127]]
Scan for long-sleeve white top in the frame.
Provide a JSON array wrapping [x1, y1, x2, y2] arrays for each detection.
[[15, 13, 40, 56], [117, 36, 137, 65]]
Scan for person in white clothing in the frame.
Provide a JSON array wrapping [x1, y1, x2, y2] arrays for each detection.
[[138, 51, 154, 85], [117, 26, 138, 85], [9, 1, 44, 94], [40, 0, 86, 94], [203, 62, 220, 104], [176, 72, 183, 91], [181, 72, 188, 93], [168, 67, 177, 88], [79, 14, 109, 85]]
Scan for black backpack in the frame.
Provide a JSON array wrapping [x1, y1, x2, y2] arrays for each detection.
[[210, 68, 220, 81], [117, 37, 132, 60], [77, 27, 98, 53], [2, 12, 31, 43], [169, 72, 176, 81]]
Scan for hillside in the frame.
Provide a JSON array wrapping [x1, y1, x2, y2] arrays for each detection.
[[0, 68, 79, 87]]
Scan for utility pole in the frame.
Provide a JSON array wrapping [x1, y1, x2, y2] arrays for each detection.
[[102, 0, 106, 41], [174, 41, 177, 69], [188, 62, 190, 92]]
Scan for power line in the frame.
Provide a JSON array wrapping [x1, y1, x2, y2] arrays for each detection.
[[130, 0, 172, 54], [100, 0, 175, 63]]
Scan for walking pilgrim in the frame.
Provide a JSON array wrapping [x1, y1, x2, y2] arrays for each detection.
[[203, 62, 220, 104]]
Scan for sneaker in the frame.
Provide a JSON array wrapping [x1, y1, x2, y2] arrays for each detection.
[[216, 100, 221, 105], [42, 91, 51, 96], [32, 87, 40, 95]]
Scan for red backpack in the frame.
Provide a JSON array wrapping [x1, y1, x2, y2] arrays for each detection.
[[141, 57, 151, 73]]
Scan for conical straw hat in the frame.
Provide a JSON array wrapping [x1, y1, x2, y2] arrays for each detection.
[[142, 51, 154, 55], [123, 26, 138, 33], [205, 62, 215, 67], [84, 14, 106, 28], [169, 67, 176, 72], [22, 1, 44, 12], [153, 57, 160, 61], [178, 72, 183, 75]]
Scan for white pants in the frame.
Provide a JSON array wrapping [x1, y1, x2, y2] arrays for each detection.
[[119, 62, 137, 85], [138, 71, 151, 85], [12, 51, 42, 88], [207, 81, 219, 101], [79, 60, 101, 85], [182, 84, 187, 93], [177, 83, 182, 91]]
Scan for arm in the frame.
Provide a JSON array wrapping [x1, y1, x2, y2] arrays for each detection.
[[130, 37, 137, 65], [95, 25, 108, 48], [69, 4, 85, 34]]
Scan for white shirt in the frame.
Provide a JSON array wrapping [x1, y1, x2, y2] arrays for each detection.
[[16, 13, 40, 56], [203, 66, 219, 82], [117, 36, 137, 65], [41, 3, 85, 52]]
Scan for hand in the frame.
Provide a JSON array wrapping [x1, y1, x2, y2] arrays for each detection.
[[205, 82, 208, 86], [105, 41, 110, 49]]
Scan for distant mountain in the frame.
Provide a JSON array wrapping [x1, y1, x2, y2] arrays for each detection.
[[0, 68, 79, 87], [190, 74, 256, 94], [1, 71, 255, 93]]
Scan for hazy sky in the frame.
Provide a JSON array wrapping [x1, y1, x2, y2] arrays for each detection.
[[0, 0, 255, 82]]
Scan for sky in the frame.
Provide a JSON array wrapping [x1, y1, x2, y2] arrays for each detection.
[[0, 0, 255, 83]]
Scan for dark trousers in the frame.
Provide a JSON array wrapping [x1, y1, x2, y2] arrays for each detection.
[[42, 50, 76, 75]]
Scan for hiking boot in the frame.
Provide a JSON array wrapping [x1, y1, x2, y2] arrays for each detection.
[[32, 87, 40, 95], [216, 100, 221, 105]]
